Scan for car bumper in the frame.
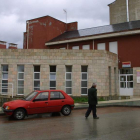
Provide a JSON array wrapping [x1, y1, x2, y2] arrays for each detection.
[[2, 107, 14, 116], [70, 105, 75, 109]]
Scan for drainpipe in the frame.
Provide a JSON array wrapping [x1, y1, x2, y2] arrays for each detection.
[[126, 0, 129, 22], [27, 21, 29, 49]]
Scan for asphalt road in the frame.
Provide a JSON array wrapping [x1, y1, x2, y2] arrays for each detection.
[[1, 107, 140, 140]]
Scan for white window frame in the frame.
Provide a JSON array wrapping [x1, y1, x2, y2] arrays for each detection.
[[109, 41, 118, 54], [50, 66, 56, 90], [1, 65, 8, 95], [72, 46, 79, 50], [81, 66, 88, 95], [65, 71, 72, 95], [34, 66, 40, 90], [82, 45, 90, 50], [17, 65, 24, 95], [97, 43, 105, 50]]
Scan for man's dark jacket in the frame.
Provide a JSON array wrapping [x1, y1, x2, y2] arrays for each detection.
[[88, 87, 98, 105]]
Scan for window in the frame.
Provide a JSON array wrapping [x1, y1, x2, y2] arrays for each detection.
[[65, 66, 72, 95], [17, 65, 24, 95], [35, 92, 49, 101], [60, 47, 66, 49], [109, 41, 118, 54], [34, 66, 40, 90], [82, 45, 90, 50], [81, 66, 88, 95], [50, 66, 56, 89], [1, 65, 8, 94], [97, 43, 105, 50], [50, 91, 65, 100], [72, 46, 79, 49]]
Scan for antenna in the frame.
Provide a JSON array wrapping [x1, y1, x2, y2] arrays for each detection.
[[63, 9, 67, 23]]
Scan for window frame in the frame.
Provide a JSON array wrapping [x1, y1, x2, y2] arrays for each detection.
[[50, 66, 56, 90], [33, 65, 40, 90]]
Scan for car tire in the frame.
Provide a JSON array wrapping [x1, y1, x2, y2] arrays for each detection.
[[14, 109, 25, 120], [61, 105, 71, 116]]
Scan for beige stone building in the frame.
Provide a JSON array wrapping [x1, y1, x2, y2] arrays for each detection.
[[0, 49, 118, 97], [109, 0, 140, 24]]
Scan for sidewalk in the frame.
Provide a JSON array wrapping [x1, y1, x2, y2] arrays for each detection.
[[1, 98, 140, 115]]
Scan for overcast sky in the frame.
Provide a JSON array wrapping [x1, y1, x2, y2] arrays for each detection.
[[0, 0, 114, 48]]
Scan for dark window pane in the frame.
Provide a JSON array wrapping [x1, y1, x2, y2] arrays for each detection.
[[50, 73, 56, 80], [34, 81, 40, 87], [18, 65, 24, 72], [81, 66, 88, 72], [120, 69, 133, 74], [2, 73, 8, 79], [18, 81, 24, 87], [120, 76, 126, 81], [50, 88, 56, 90], [66, 66, 72, 72], [120, 82, 126, 88], [18, 73, 24, 79], [66, 81, 72, 87], [81, 88, 87, 94], [18, 88, 24, 94], [34, 73, 40, 79], [2, 65, 8, 71], [2, 89, 8, 93], [127, 76, 133, 81], [66, 88, 72, 94], [50, 81, 56, 87], [34, 87, 40, 90], [127, 82, 133, 88], [81, 81, 87, 87], [34, 66, 40, 72], [66, 73, 71, 80], [35, 92, 48, 101], [2, 80, 8, 87], [50, 66, 56, 72], [82, 73, 87, 80]]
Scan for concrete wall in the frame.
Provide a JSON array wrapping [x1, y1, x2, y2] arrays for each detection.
[[109, 0, 127, 24], [0, 49, 118, 97]]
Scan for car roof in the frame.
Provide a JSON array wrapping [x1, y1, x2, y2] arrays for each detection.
[[35, 90, 64, 92]]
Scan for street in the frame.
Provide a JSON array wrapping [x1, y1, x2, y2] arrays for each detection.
[[1, 107, 140, 140]]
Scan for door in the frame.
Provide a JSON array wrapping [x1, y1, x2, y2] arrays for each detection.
[[120, 69, 133, 96], [29, 92, 49, 114], [48, 91, 65, 112]]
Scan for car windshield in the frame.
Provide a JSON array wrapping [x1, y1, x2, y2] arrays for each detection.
[[24, 91, 38, 101]]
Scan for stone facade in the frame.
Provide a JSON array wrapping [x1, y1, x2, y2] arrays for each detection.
[[0, 49, 118, 97], [133, 67, 140, 96]]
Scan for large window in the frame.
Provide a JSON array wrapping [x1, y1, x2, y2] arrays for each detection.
[[50, 66, 56, 89], [81, 66, 88, 95], [72, 46, 79, 49], [34, 66, 40, 90], [65, 66, 72, 95], [97, 43, 105, 50], [17, 65, 24, 95], [109, 41, 118, 54], [1, 65, 8, 94], [82, 45, 90, 50]]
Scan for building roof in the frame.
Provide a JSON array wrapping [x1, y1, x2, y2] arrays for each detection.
[[47, 20, 140, 43]]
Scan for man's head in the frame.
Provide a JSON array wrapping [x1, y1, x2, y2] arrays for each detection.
[[92, 83, 96, 88]]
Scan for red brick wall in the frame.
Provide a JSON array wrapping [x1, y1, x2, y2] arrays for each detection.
[[67, 22, 78, 31], [8, 46, 17, 49], [23, 32, 27, 49], [24, 16, 77, 49], [0, 44, 6, 49]]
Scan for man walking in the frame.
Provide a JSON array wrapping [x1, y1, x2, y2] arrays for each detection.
[[85, 83, 99, 119]]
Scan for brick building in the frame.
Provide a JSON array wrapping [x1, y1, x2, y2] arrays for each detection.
[[0, 0, 140, 97]]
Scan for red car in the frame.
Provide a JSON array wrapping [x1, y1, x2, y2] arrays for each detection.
[[2, 90, 74, 120]]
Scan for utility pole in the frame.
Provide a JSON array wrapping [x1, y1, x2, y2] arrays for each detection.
[[126, 0, 129, 22], [63, 9, 67, 23]]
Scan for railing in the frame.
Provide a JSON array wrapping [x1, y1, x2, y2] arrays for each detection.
[[0, 83, 13, 98]]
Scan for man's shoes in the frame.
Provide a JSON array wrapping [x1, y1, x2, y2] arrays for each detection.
[[93, 117, 99, 119]]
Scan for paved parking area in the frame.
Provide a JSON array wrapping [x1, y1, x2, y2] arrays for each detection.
[[1, 107, 140, 140]]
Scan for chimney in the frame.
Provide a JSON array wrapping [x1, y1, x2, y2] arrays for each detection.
[[8, 43, 17, 49], [0, 41, 7, 49]]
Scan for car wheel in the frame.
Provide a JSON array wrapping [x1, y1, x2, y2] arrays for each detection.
[[14, 109, 25, 120], [61, 105, 71, 116]]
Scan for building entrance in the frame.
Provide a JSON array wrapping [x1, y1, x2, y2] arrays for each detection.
[[119, 68, 133, 96]]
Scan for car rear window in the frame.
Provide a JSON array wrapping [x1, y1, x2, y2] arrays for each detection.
[[50, 92, 65, 100]]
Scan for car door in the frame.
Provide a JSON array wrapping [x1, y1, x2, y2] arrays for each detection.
[[48, 91, 65, 112], [29, 92, 49, 114]]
